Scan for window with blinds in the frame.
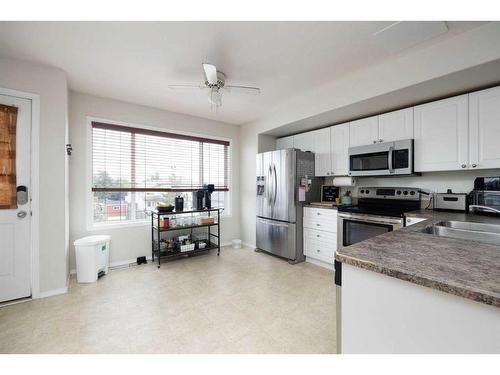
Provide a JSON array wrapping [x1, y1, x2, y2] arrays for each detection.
[[91, 121, 230, 224]]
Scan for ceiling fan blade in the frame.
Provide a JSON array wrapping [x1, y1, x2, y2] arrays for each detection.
[[225, 85, 261, 95], [168, 84, 207, 90], [202, 63, 218, 85]]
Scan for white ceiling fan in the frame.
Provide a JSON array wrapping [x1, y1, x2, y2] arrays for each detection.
[[168, 63, 261, 109]]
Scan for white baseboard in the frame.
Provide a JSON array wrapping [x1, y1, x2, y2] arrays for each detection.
[[305, 256, 334, 271], [69, 244, 232, 275], [39, 286, 68, 299], [242, 242, 256, 249]]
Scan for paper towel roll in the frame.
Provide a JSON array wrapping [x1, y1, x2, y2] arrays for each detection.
[[332, 177, 356, 187]]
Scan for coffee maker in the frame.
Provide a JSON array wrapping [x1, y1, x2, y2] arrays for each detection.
[[204, 184, 215, 209], [192, 184, 215, 210]]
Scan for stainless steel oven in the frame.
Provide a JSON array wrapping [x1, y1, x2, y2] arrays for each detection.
[[337, 212, 404, 250], [348, 139, 414, 177]]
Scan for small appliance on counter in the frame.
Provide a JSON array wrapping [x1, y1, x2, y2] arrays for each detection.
[[193, 190, 204, 210], [470, 176, 500, 216], [434, 189, 468, 212], [192, 184, 215, 210], [204, 184, 215, 209]]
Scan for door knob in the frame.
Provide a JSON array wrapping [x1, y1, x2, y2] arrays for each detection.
[[17, 211, 27, 219], [461, 164, 466, 168]]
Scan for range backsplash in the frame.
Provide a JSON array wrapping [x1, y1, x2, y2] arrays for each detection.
[[325, 168, 500, 208]]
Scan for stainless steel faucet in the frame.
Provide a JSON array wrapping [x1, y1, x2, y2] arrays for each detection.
[[469, 205, 500, 215]]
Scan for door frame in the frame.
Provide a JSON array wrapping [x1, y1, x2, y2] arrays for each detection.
[[0, 87, 40, 299]]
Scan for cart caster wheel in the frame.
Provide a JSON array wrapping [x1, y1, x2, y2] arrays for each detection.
[[254, 248, 261, 253], [157, 266, 160, 269]]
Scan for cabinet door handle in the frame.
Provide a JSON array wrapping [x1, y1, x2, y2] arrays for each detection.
[[373, 140, 377, 144], [317, 212, 321, 215], [316, 249, 321, 253], [472, 164, 477, 168], [379, 139, 383, 143], [316, 223, 321, 227], [461, 164, 467, 168], [316, 234, 320, 237]]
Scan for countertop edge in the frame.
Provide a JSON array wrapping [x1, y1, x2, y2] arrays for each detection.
[[335, 252, 500, 308]]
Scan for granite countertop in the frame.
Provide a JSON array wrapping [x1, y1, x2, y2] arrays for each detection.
[[335, 209, 500, 308]]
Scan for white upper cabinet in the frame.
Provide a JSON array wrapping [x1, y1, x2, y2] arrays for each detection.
[[414, 94, 469, 172], [330, 122, 350, 176], [469, 86, 500, 170], [378, 108, 414, 142], [293, 131, 315, 152], [349, 116, 379, 147], [311, 128, 332, 177], [276, 135, 294, 150]]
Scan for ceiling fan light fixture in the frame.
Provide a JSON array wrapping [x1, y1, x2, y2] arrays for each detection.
[[208, 87, 222, 107]]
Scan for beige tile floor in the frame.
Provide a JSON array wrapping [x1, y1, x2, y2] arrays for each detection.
[[0, 246, 337, 354]]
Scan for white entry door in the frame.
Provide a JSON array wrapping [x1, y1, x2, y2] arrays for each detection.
[[0, 94, 31, 302]]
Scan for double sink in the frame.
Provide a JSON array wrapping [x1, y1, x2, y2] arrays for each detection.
[[422, 220, 500, 245]]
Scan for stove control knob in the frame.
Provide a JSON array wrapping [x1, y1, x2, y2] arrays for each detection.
[[365, 189, 370, 194], [403, 190, 408, 195], [410, 191, 415, 196], [396, 190, 402, 195], [360, 189, 365, 194]]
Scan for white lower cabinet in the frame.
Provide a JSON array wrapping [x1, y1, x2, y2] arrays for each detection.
[[303, 207, 337, 265]]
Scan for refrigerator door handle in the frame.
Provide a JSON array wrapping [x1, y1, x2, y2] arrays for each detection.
[[267, 165, 272, 204], [273, 164, 278, 204], [258, 218, 289, 227]]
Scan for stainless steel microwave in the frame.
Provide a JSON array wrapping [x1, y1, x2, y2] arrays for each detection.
[[348, 139, 414, 177]]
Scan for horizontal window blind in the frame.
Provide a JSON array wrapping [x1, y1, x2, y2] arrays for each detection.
[[92, 122, 230, 192]]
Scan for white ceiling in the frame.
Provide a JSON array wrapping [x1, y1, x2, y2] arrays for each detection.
[[0, 21, 486, 125]]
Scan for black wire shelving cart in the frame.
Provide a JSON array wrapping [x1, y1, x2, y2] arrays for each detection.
[[150, 208, 221, 268]]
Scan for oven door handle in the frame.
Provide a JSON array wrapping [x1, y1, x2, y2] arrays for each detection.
[[338, 214, 403, 226], [388, 146, 394, 174]]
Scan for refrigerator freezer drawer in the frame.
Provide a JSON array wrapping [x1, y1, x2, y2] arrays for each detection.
[[256, 218, 298, 261]]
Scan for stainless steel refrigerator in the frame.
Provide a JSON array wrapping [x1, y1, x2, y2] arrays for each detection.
[[256, 149, 319, 263]]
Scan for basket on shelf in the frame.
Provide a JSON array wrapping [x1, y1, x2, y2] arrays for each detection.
[[180, 243, 195, 252], [200, 217, 215, 225]]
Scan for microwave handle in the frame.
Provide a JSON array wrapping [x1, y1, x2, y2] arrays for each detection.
[[388, 146, 394, 173]]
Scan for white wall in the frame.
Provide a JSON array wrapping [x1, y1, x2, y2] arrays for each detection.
[[0, 57, 69, 294], [68, 92, 241, 269], [240, 23, 500, 247], [347, 169, 500, 197]]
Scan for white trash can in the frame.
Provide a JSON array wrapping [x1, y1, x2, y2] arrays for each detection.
[[232, 239, 242, 249], [74, 235, 110, 283]]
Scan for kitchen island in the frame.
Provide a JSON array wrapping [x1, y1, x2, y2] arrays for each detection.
[[335, 210, 500, 354]]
